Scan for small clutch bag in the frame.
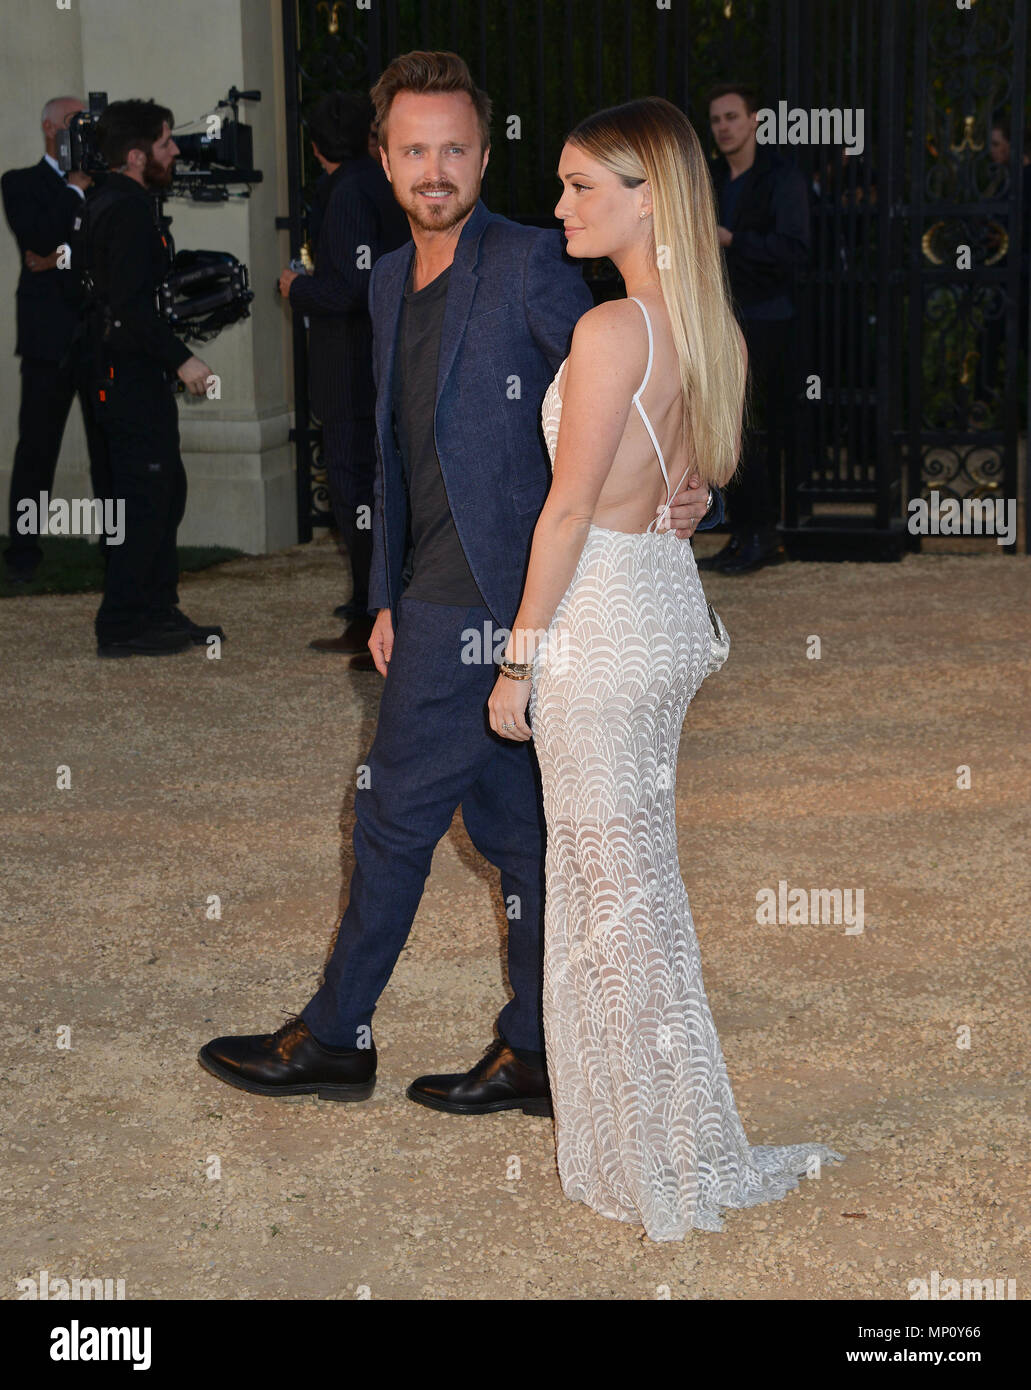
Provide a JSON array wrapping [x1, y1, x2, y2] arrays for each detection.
[[705, 601, 730, 677]]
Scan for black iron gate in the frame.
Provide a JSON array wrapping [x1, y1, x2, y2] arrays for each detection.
[[787, 0, 1028, 556], [281, 0, 1029, 555]]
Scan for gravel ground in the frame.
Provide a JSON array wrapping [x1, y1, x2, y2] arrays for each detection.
[[2, 535, 1028, 1300]]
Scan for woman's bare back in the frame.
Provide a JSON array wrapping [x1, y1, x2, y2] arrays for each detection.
[[556, 291, 693, 533]]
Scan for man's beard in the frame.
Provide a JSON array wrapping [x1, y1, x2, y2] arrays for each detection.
[[142, 155, 174, 189], [400, 182, 477, 231]]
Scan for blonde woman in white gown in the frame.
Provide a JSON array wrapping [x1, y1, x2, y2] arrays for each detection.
[[488, 96, 843, 1240]]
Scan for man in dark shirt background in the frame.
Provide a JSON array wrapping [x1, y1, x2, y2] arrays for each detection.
[[280, 92, 410, 666], [87, 99, 222, 657], [2, 96, 110, 584], [700, 82, 810, 576]]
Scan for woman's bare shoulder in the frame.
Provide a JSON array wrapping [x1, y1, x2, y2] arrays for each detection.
[[567, 299, 649, 386]]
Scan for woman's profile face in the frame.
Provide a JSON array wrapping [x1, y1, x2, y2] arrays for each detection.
[[553, 141, 644, 261]]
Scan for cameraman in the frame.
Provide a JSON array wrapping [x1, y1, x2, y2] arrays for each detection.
[[86, 98, 223, 657]]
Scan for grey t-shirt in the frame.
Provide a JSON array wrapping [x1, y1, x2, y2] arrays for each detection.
[[392, 260, 485, 606]]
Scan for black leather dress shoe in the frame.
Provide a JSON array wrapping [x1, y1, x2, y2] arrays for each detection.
[[97, 626, 192, 658], [5, 558, 39, 585], [164, 607, 226, 643], [696, 533, 741, 571], [720, 532, 785, 575], [309, 616, 374, 654], [198, 1015, 376, 1101], [407, 1037, 552, 1116]]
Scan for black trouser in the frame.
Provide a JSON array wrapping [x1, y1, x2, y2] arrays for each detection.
[[5, 345, 112, 569], [322, 415, 376, 620], [94, 355, 186, 643], [724, 316, 796, 534]]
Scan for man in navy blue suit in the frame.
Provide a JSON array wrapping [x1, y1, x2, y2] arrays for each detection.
[[200, 52, 724, 1115]]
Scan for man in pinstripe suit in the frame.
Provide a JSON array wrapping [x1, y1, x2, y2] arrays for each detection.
[[280, 92, 410, 664]]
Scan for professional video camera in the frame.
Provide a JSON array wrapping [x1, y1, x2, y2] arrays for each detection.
[[57, 87, 264, 200], [59, 89, 261, 343], [55, 91, 110, 175], [166, 87, 264, 203]]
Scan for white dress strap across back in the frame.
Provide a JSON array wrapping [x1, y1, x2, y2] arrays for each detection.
[[629, 297, 694, 534]]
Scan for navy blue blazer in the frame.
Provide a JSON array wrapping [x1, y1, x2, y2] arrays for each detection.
[[367, 197, 723, 630]]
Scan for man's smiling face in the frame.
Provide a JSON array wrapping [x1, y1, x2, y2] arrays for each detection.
[[379, 90, 488, 232]]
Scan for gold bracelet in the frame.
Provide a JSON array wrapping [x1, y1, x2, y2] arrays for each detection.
[[499, 662, 532, 681]]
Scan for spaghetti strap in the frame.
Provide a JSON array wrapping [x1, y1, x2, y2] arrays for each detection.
[[628, 297, 695, 533]]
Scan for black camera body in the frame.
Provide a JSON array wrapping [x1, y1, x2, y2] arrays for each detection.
[[55, 91, 109, 174], [175, 119, 254, 170]]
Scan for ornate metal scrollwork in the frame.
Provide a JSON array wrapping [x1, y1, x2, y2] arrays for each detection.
[[308, 418, 332, 525], [915, 0, 1018, 513]]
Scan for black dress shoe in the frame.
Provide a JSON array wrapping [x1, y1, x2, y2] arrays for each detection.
[[348, 650, 378, 672], [720, 531, 785, 575], [309, 616, 374, 654], [164, 607, 226, 643], [97, 626, 193, 658], [5, 560, 39, 585], [407, 1037, 552, 1116], [696, 533, 741, 571], [198, 1015, 376, 1101]]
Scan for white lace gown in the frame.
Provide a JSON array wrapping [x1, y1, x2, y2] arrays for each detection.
[[529, 298, 844, 1239]]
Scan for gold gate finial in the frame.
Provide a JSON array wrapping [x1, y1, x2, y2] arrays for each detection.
[[316, 1, 345, 36], [950, 115, 984, 154]]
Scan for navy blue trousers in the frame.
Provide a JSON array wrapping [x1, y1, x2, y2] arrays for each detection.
[[302, 596, 547, 1053]]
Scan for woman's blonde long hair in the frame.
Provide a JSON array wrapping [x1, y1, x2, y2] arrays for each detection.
[[565, 96, 747, 490]]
